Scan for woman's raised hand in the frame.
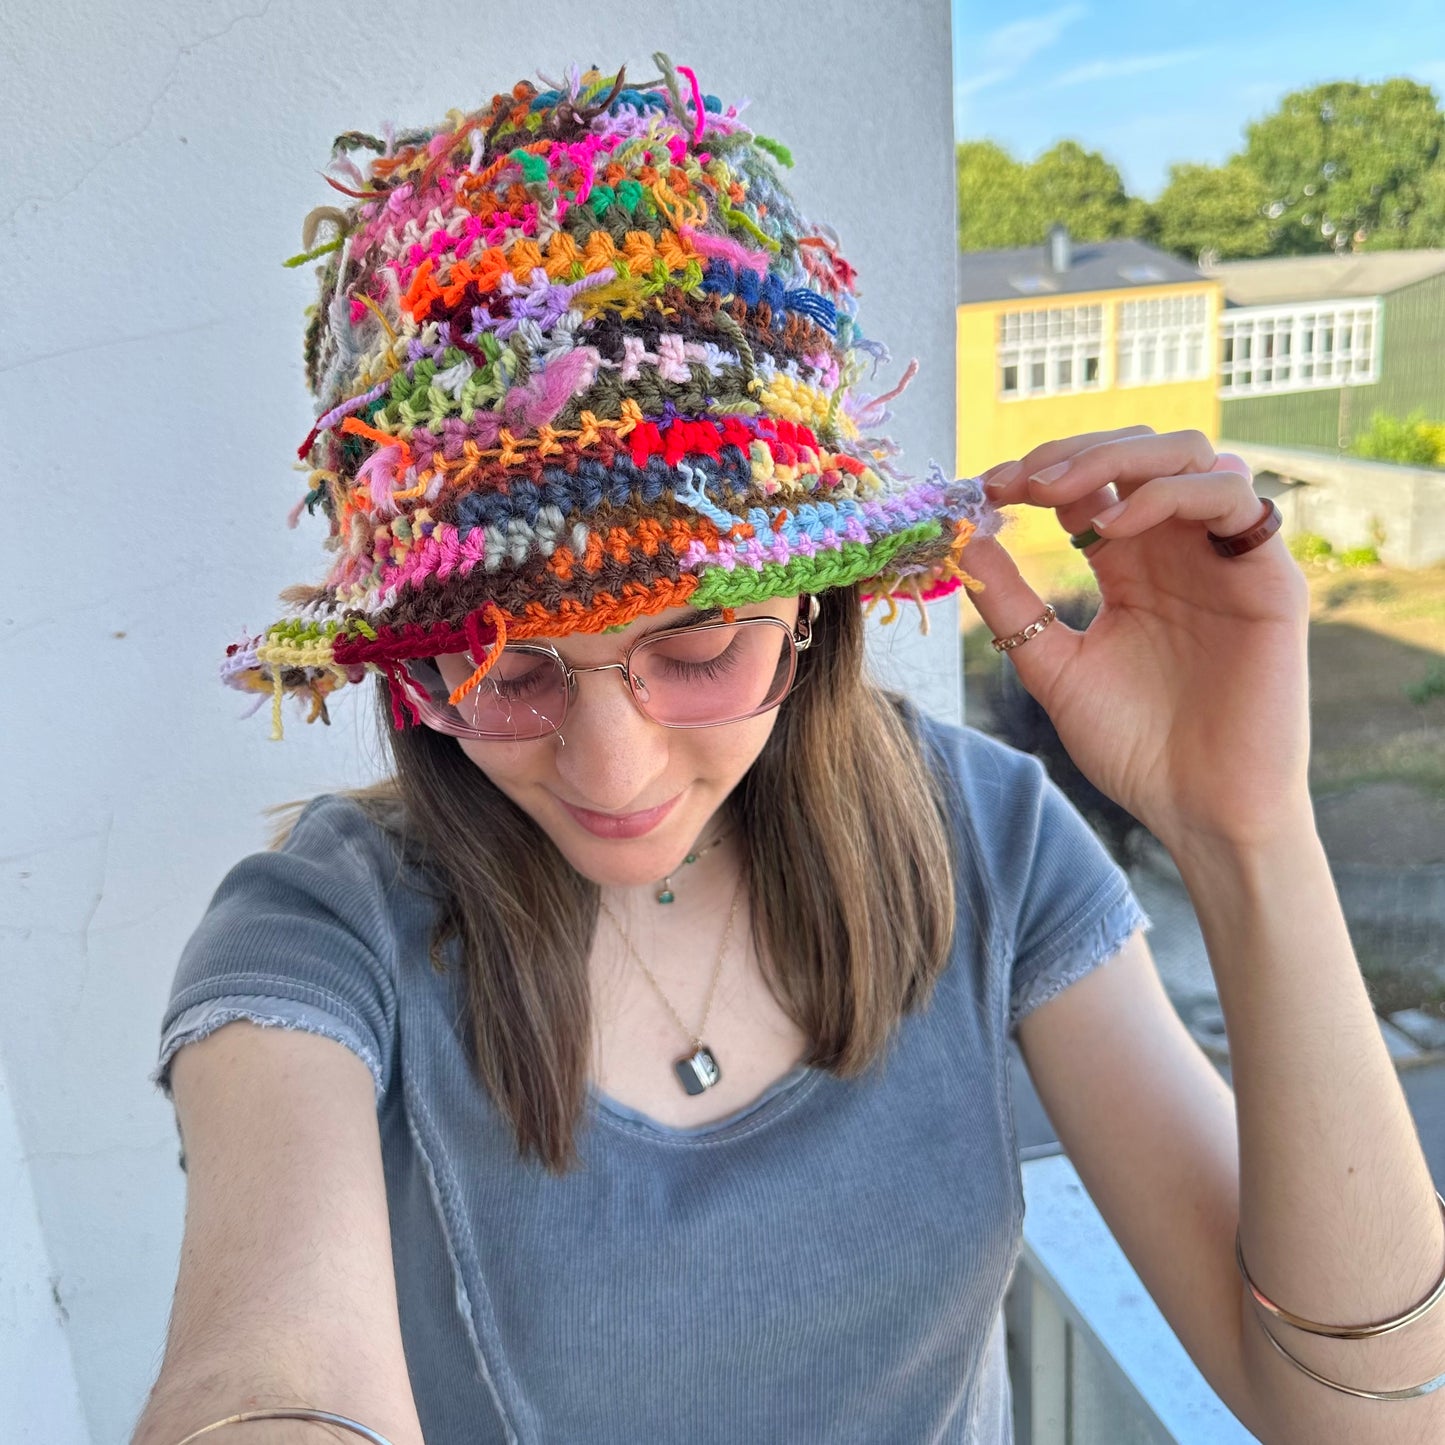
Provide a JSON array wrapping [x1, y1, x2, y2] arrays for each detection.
[[961, 426, 1313, 855]]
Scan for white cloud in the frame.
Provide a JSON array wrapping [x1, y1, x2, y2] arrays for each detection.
[[956, 4, 1089, 97], [1046, 48, 1211, 89]]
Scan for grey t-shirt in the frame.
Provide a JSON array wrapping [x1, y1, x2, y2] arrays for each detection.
[[155, 708, 1149, 1444]]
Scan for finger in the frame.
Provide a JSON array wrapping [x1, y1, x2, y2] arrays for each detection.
[[982, 425, 1156, 503], [1033, 450, 1255, 542], [957, 532, 1079, 686], [1088, 470, 1266, 545], [979, 458, 1019, 485], [1017, 428, 1219, 512]]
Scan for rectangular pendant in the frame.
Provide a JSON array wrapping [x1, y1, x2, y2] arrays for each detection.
[[675, 1045, 721, 1096]]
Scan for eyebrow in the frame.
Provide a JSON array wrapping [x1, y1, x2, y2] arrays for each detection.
[[634, 607, 724, 638]]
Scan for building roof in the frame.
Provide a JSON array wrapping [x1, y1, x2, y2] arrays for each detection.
[[1204, 250, 1445, 306], [956, 236, 1206, 305]]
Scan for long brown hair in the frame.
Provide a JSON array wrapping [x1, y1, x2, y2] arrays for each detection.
[[312, 584, 957, 1173]]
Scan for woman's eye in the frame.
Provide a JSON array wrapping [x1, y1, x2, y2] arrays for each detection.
[[490, 661, 554, 697], [652, 640, 743, 680]]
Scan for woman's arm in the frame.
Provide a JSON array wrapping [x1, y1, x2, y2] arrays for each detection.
[[1181, 812, 1445, 1443], [132, 1023, 425, 1445], [973, 426, 1445, 1442]]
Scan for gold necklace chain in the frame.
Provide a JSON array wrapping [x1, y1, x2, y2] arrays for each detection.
[[598, 871, 744, 1048], [655, 825, 731, 904]]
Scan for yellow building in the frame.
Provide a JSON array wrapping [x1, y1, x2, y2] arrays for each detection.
[[957, 227, 1223, 549]]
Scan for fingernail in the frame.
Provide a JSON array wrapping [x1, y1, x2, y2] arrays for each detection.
[[986, 460, 1023, 486], [1092, 501, 1128, 529], [1030, 460, 1070, 485]]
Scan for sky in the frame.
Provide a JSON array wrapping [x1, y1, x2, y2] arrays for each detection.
[[952, 0, 1445, 199]]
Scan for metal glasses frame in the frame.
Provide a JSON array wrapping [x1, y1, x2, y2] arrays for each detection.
[[406, 595, 820, 742]]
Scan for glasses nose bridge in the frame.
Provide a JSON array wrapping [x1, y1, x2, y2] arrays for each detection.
[[560, 655, 650, 717], [565, 657, 634, 684]]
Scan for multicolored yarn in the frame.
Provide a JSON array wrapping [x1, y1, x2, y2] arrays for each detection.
[[228, 55, 1002, 736]]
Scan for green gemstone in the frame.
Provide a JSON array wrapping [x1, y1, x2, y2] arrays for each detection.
[[684, 853, 698, 864], [657, 889, 675, 904]]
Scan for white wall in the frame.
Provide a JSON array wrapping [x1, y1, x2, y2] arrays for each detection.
[[0, 1063, 90, 1443], [0, 4, 959, 1439]]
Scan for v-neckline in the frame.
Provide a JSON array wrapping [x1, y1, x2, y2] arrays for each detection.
[[587, 1061, 818, 1140]]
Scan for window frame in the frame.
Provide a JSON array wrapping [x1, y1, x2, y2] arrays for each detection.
[[997, 304, 1104, 401], [1218, 298, 1381, 398], [1115, 291, 1212, 389]]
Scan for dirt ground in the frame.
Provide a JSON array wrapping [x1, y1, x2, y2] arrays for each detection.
[[960, 526, 1445, 1011]]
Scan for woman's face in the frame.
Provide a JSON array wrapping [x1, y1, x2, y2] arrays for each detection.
[[430, 595, 803, 889]]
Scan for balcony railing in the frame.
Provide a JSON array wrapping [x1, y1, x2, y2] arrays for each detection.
[[1007, 1150, 1261, 1444]]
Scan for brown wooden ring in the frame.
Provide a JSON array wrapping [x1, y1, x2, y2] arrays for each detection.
[[1208, 497, 1282, 558]]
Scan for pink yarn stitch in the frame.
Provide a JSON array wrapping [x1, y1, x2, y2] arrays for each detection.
[[676, 66, 707, 143], [679, 223, 770, 277]]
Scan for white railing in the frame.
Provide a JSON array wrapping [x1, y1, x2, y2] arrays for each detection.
[[1007, 1150, 1262, 1444]]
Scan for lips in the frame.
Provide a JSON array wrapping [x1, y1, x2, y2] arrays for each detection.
[[558, 791, 682, 839]]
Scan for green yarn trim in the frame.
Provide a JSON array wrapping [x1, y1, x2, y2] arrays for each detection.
[[283, 238, 343, 269], [752, 136, 794, 168], [689, 523, 942, 609]]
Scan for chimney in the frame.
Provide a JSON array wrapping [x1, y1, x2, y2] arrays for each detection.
[[1047, 223, 1072, 274]]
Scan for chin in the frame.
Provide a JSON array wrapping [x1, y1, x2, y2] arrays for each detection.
[[545, 796, 720, 888], [559, 846, 671, 890]]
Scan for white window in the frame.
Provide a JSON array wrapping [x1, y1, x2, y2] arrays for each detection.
[[997, 305, 1103, 399], [1116, 292, 1211, 387], [1219, 299, 1380, 396]]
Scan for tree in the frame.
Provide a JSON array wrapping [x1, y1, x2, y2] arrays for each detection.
[[955, 140, 1039, 250], [956, 79, 1445, 260], [1399, 161, 1445, 248], [1242, 79, 1444, 253], [956, 138, 1140, 251], [1150, 158, 1275, 262], [1029, 140, 1143, 242]]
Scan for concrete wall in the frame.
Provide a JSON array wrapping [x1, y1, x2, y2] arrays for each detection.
[[0, 4, 961, 1440], [1225, 440, 1445, 568], [0, 1065, 90, 1444]]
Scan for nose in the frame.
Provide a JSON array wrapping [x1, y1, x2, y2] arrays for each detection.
[[550, 662, 672, 813]]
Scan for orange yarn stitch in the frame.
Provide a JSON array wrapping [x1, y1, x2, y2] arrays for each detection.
[[340, 416, 415, 475], [447, 603, 509, 706]]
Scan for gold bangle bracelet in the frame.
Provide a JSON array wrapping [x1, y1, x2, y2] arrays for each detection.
[[1235, 1189, 1445, 1339], [171, 1407, 397, 1445], [1250, 1311, 1445, 1402]]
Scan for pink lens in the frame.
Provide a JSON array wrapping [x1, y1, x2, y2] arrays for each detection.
[[405, 651, 569, 740], [629, 619, 794, 726]]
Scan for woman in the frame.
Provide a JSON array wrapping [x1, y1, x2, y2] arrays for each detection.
[[135, 57, 1445, 1445]]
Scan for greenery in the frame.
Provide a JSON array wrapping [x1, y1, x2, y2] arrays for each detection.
[[1289, 532, 1335, 563], [1406, 661, 1445, 706], [956, 139, 1146, 250], [958, 78, 1445, 260], [1349, 409, 1445, 467], [1338, 546, 1383, 568]]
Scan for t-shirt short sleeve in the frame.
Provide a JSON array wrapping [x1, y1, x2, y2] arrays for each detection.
[[153, 795, 401, 1102], [915, 713, 1152, 1039]]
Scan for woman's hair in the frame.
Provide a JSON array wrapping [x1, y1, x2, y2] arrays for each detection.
[[322, 584, 957, 1173]]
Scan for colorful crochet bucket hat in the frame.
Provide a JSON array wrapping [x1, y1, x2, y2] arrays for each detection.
[[225, 54, 1001, 737]]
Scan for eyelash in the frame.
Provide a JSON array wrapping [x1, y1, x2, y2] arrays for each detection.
[[654, 645, 742, 682]]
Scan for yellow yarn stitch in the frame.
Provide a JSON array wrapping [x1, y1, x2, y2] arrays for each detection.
[[756, 374, 860, 437]]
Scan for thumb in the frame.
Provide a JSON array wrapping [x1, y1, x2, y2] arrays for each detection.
[[957, 529, 1078, 686]]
